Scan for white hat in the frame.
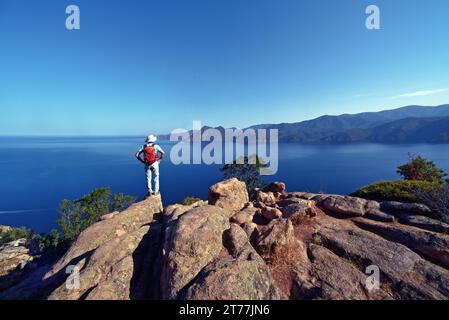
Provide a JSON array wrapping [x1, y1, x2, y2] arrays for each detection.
[[146, 134, 157, 143]]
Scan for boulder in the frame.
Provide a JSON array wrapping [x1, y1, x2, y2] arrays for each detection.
[[364, 209, 395, 223], [312, 194, 334, 203], [353, 218, 449, 268], [230, 207, 259, 225], [396, 214, 449, 234], [241, 222, 259, 243], [289, 241, 316, 300], [0, 239, 34, 291], [381, 201, 432, 216], [256, 219, 294, 254], [261, 206, 283, 221], [49, 225, 159, 300], [264, 182, 286, 194], [287, 192, 319, 200], [304, 244, 392, 300], [161, 205, 230, 299], [184, 225, 282, 300], [46, 195, 163, 280], [163, 200, 208, 223], [277, 197, 312, 208], [281, 203, 316, 221], [208, 179, 249, 216], [314, 217, 449, 299], [255, 191, 277, 206], [223, 224, 251, 257], [320, 196, 367, 217], [0, 239, 33, 273], [244, 202, 254, 208]]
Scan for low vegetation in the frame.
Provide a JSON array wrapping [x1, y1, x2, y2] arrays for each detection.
[[265, 241, 303, 298], [181, 197, 202, 206], [0, 226, 34, 247], [415, 184, 449, 224], [353, 154, 449, 223], [57, 188, 136, 244], [1, 188, 136, 257], [351, 180, 439, 203]]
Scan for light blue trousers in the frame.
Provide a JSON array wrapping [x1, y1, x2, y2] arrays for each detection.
[[145, 162, 160, 193]]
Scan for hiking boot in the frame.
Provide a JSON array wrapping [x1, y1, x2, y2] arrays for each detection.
[[152, 192, 160, 196]]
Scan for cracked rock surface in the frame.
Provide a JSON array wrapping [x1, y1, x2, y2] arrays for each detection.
[[1, 179, 449, 300]]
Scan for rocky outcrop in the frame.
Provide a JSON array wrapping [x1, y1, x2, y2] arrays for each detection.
[[396, 214, 449, 234], [163, 200, 208, 223], [0, 239, 35, 291], [364, 209, 395, 223], [0, 196, 164, 300], [321, 196, 370, 217], [0, 225, 12, 234], [47, 195, 164, 300], [261, 206, 283, 220], [208, 178, 249, 216], [281, 202, 316, 221], [310, 217, 449, 299], [256, 219, 294, 254], [160, 182, 283, 300], [381, 201, 432, 216], [353, 218, 449, 268], [264, 182, 286, 195], [230, 206, 258, 225], [2, 179, 449, 300], [301, 244, 392, 300], [243, 186, 449, 300], [184, 225, 282, 300], [161, 205, 230, 299]]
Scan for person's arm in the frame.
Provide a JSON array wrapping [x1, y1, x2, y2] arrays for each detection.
[[135, 147, 145, 164], [157, 145, 165, 161]]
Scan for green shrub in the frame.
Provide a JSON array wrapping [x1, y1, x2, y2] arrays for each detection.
[[181, 197, 202, 206], [1, 188, 136, 255], [0, 227, 34, 246], [351, 180, 439, 203], [111, 193, 137, 212], [57, 188, 136, 243], [37, 229, 61, 252]]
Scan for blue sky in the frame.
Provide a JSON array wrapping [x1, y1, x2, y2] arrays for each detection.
[[1, 0, 449, 135]]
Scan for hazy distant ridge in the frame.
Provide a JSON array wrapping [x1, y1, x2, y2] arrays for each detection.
[[161, 104, 449, 143]]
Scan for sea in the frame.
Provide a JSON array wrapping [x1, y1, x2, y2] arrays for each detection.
[[1, 136, 448, 233]]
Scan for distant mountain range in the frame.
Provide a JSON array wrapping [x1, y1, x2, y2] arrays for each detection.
[[161, 104, 449, 143]]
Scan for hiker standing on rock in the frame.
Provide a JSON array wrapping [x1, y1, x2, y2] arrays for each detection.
[[135, 134, 165, 197]]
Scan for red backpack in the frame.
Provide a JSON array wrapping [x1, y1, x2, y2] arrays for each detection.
[[143, 145, 158, 165]]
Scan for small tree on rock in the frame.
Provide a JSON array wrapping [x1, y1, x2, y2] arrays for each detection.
[[220, 155, 268, 194], [397, 154, 447, 184]]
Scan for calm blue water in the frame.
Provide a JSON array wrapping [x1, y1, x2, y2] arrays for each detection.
[[1, 137, 449, 233]]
